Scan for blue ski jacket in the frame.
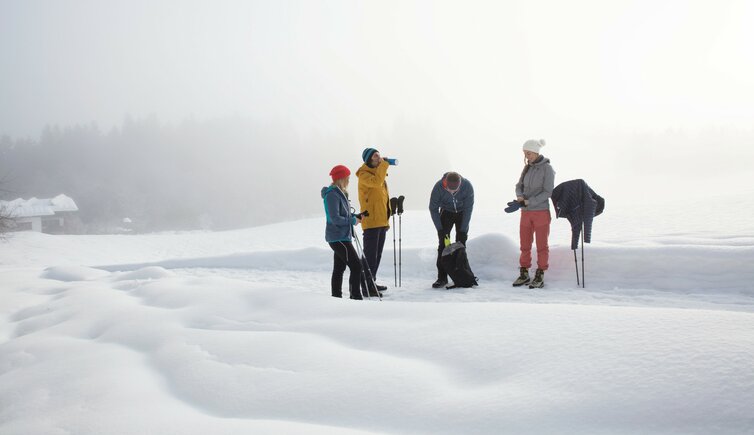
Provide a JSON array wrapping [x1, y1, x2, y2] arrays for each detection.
[[322, 185, 357, 243], [551, 179, 605, 250], [429, 173, 474, 233]]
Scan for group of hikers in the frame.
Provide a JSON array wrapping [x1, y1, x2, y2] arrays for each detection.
[[321, 139, 555, 300]]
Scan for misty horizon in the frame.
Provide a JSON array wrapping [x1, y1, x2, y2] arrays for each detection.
[[2, 0, 753, 231]]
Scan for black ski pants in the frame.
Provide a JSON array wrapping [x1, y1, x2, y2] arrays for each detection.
[[436, 210, 468, 281], [362, 226, 388, 282], [329, 241, 365, 299]]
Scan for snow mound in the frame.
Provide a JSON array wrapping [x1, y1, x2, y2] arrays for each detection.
[[114, 266, 174, 281], [3, 207, 754, 434], [41, 266, 111, 282]]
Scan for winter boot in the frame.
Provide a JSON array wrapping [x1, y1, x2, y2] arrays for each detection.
[[432, 278, 448, 288], [512, 267, 530, 287], [529, 269, 545, 289], [364, 283, 382, 298]]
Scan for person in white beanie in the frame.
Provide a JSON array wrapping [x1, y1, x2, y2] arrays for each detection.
[[511, 139, 555, 288]]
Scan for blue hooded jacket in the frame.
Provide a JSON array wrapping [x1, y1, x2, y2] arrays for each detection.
[[428, 173, 474, 233], [322, 185, 357, 243]]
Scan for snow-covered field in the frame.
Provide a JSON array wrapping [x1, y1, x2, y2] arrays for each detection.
[[2, 199, 754, 434]]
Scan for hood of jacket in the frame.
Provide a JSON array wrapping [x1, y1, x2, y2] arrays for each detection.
[[321, 185, 334, 199]]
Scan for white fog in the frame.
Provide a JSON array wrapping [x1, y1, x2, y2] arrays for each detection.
[[2, 0, 752, 229]]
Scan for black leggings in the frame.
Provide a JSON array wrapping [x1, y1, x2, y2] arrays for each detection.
[[329, 241, 365, 299]]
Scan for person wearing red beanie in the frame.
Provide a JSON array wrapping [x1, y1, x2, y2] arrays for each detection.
[[321, 165, 378, 299], [329, 164, 350, 182]]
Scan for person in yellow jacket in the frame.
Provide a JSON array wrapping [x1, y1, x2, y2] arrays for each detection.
[[356, 147, 393, 291]]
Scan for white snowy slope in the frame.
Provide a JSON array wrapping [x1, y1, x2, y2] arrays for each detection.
[[1, 200, 754, 434]]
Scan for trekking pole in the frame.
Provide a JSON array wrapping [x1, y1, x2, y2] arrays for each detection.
[[352, 228, 382, 301], [397, 195, 404, 287], [573, 250, 580, 287], [353, 233, 371, 300], [390, 197, 399, 287], [392, 213, 397, 287], [581, 223, 585, 288], [398, 214, 402, 287], [351, 208, 381, 301]]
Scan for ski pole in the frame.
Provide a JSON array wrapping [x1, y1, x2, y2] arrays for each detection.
[[352, 227, 381, 301], [392, 213, 397, 287], [397, 195, 404, 287], [398, 214, 402, 287], [581, 223, 585, 288], [350, 211, 370, 300], [350, 208, 381, 300], [390, 197, 399, 287], [573, 250, 580, 287], [354, 236, 371, 300]]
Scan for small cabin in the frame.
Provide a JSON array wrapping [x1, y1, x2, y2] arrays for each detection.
[[0, 194, 79, 234]]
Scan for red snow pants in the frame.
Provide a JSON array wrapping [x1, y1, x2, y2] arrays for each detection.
[[519, 210, 551, 270]]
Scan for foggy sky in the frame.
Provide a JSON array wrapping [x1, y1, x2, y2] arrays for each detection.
[[2, 0, 753, 210]]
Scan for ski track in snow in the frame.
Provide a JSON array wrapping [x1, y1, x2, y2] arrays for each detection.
[[2, 210, 754, 434]]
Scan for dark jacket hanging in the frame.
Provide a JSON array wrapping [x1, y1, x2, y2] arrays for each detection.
[[551, 179, 605, 250]]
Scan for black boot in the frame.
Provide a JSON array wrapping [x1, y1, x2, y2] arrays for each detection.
[[529, 269, 545, 289], [432, 278, 448, 288], [512, 267, 530, 287], [362, 283, 382, 298]]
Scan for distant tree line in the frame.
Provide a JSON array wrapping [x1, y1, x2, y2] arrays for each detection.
[[0, 116, 446, 233], [0, 116, 319, 232]]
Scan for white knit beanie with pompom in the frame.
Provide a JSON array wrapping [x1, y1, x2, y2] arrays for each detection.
[[522, 139, 546, 154]]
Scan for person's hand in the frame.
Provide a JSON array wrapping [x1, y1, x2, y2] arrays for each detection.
[[356, 216, 362, 225], [505, 200, 522, 213], [516, 196, 524, 202]]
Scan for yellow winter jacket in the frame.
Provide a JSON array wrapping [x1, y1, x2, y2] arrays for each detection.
[[355, 160, 391, 230]]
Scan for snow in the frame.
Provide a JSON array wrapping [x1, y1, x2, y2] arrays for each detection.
[[2, 199, 754, 434], [0, 194, 79, 218]]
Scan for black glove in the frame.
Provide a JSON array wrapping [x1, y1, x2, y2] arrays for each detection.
[[504, 200, 524, 213]]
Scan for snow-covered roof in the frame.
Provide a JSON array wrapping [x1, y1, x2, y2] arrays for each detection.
[[0, 194, 79, 218]]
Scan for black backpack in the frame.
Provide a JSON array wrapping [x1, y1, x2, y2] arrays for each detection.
[[440, 242, 478, 288]]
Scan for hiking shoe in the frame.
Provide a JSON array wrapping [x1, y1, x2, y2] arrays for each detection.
[[363, 285, 382, 297], [512, 267, 530, 287], [432, 279, 448, 288], [376, 284, 388, 291], [529, 269, 545, 289]]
